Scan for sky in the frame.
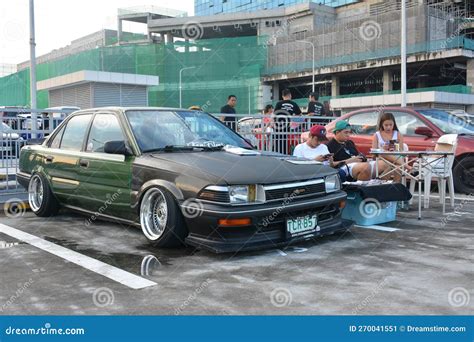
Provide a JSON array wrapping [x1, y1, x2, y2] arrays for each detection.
[[0, 0, 194, 67]]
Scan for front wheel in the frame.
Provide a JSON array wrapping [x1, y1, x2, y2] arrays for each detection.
[[453, 156, 474, 194], [28, 173, 60, 217], [139, 187, 187, 247]]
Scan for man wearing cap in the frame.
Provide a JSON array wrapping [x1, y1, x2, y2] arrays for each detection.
[[293, 125, 330, 162], [326, 121, 388, 181]]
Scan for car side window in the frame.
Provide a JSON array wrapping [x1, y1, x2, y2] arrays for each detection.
[[390, 111, 428, 136], [86, 114, 125, 153], [49, 126, 65, 149], [59, 114, 93, 151], [347, 111, 378, 135]]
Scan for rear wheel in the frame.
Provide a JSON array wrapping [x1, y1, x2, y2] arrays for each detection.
[[453, 156, 474, 194], [28, 173, 60, 217], [139, 187, 187, 247]]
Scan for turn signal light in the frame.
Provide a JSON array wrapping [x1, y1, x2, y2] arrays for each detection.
[[218, 218, 252, 227]]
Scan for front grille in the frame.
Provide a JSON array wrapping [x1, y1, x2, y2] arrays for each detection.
[[264, 180, 325, 202]]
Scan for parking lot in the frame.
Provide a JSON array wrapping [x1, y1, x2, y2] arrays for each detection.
[[0, 195, 472, 315]]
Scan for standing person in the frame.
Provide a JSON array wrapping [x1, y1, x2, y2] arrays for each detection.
[[220, 95, 237, 130], [307, 92, 325, 117], [323, 101, 334, 117], [274, 89, 302, 154], [261, 104, 274, 151]]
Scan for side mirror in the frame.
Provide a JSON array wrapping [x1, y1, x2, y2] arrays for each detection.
[[414, 126, 434, 138], [104, 140, 133, 156]]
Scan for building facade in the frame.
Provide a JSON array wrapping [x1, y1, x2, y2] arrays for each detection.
[[195, 0, 359, 16]]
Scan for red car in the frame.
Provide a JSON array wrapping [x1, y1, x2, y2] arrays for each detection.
[[323, 107, 474, 194]]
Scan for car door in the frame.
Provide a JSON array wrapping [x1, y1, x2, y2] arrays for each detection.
[[346, 110, 379, 154], [45, 113, 93, 206], [389, 111, 439, 151], [75, 112, 134, 221]]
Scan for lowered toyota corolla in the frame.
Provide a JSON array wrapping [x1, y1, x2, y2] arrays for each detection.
[[17, 107, 351, 253]]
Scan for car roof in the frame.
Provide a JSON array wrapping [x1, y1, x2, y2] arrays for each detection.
[[70, 107, 193, 115]]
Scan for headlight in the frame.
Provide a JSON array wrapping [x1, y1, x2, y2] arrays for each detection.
[[199, 185, 265, 204], [229, 185, 251, 204], [325, 174, 340, 193]]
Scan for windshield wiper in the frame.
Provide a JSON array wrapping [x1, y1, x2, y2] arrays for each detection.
[[193, 145, 225, 151], [142, 145, 195, 153]]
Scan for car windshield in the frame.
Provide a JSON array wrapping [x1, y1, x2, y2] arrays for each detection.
[[126, 110, 252, 152], [418, 109, 474, 135]]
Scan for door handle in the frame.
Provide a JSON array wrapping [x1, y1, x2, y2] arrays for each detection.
[[79, 159, 89, 168], [45, 155, 54, 163]]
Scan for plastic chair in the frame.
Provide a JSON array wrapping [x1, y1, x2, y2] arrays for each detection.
[[409, 134, 457, 211]]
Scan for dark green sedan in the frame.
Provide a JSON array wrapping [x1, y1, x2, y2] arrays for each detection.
[[17, 107, 351, 253]]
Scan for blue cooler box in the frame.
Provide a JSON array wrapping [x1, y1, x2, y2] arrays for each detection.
[[342, 183, 411, 226]]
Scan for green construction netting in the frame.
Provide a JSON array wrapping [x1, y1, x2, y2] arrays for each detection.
[[0, 36, 267, 112]]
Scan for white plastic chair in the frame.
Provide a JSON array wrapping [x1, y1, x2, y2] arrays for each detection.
[[409, 134, 457, 211]]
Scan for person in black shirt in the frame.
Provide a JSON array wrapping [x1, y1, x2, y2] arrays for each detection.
[[307, 92, 325, 117], [274, 89, 302, 154], [326, 120, 389, 181], [220, 95, 237, 130]]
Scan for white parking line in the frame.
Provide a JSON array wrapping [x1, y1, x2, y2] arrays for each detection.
[[0, 223, 157, 290], [354, 225, 400, 232]]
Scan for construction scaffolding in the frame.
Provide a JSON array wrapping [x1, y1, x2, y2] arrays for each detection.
[[265, 2, 473, 75], [0, 36, 267, 112]]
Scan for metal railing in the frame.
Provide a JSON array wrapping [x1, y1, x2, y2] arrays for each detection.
[[0, 110, 335, 197], [212, 113, 336, 155], [0, 108, 76, 197]]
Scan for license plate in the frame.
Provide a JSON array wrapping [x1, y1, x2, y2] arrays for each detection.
[[286, 214, 318, 237]]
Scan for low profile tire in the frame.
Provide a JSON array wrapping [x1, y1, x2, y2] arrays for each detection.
[[139, 187, 188, 248], [453, 156, 474, 194], [28, 173, 60, 217]]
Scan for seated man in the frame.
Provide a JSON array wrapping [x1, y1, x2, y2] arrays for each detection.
[[293, 125, 348, 181], [326, 121, 389, 181]]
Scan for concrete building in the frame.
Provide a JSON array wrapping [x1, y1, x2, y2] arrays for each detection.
[[148, 0, 474, 113], [1, 1, 472, 113], [194, 0, 359, 16]]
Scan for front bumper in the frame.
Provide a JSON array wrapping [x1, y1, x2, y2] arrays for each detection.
[[183, 191, 352, 253]]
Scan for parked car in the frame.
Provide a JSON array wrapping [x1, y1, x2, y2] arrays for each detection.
[[0, 122, 24, 157], [323, 107, 474, 194], [18, 107, 350, 253], [448, 110, 474, 124]]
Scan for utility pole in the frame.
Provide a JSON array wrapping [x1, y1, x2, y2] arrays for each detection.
[[29, 0, 38, 135], [401, 0, 407, 107]]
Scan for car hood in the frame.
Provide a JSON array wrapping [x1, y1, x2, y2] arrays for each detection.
[[144, 150, 336, 185]]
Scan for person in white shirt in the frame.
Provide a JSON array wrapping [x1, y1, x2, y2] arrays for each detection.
[[293, 125, 331, 164]]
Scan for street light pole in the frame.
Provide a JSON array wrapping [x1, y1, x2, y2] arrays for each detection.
[[29, 0, 38, 136], [179, 66, 196, 108], [297, 40, 315, 93], [401, 0, 407, 107]]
